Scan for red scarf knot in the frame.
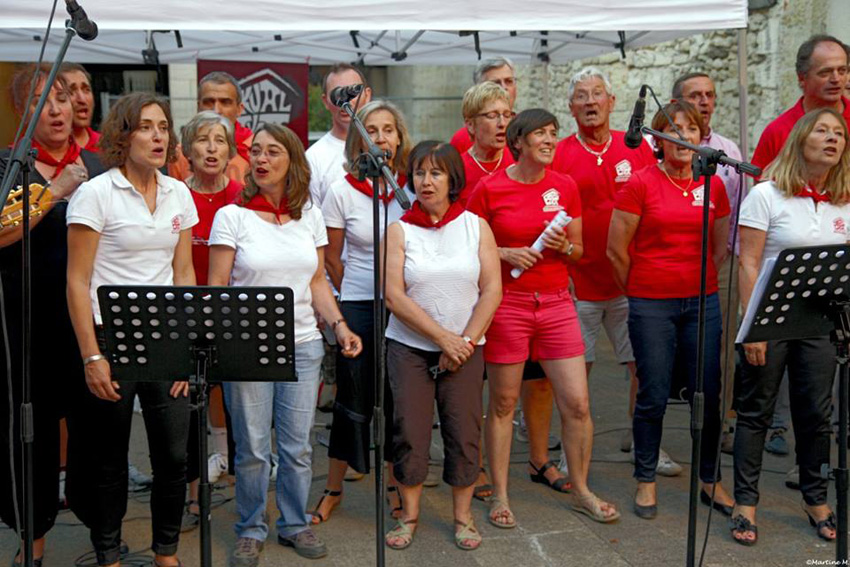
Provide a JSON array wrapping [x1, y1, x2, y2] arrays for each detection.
[[401, 199, 465, 229], [242, 193, 290, 222]]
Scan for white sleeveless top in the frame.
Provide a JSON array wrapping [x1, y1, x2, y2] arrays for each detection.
[[385, 210, 484, 352]]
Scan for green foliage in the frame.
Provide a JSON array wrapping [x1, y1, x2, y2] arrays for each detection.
[[309, 84, 331, 133]]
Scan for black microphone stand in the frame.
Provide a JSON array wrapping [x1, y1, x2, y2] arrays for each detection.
[[0, 18, 90, 567], [639, 126, 759, 567], [338, 99, 409, 567]]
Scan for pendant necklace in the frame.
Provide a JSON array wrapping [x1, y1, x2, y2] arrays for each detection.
[[576, 133, 613, 166]]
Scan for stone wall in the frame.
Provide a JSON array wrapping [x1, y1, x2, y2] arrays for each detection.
[[515, 0, 846, 157]]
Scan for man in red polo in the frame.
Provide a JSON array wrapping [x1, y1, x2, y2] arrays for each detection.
[[59, 63, 100, 152], [450, 57, 518, 154], [752, 34, 850, 170], [551, 67, 682, 476]]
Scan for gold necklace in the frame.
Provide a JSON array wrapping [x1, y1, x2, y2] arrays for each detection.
[[467, 147, 503, 174], [576, 133, 613, 166], [659, 164, 694, 197]]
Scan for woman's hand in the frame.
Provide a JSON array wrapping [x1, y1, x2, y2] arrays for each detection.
[[438, 352, 461, 373], [85, 358, 121, 402], [335, 322, 363, 358], [51, 164, 88, 200], [499, 247, 543, 270], [743, 342, 767, 366], [437, 333, 474, 367], [170, 381, 190, 398], [541, 221, 568, 252]]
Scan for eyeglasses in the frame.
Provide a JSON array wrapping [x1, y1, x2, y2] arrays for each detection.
[[571, 90, 609, 104], [475, 111, 516, 122], [249, 147, 287, 159]]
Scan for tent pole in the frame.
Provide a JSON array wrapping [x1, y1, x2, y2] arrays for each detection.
[[737, 28, 749, 164]]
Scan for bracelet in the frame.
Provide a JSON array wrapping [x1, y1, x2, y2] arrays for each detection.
[[83, 353, 106, 365], [463, 335, 476, 349], [564, 242, 575, 256], [331, 318, 347, 331]]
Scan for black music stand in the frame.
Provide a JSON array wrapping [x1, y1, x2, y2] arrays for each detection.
[[97, 285, 296, 567], [739, 244, 850, 562]]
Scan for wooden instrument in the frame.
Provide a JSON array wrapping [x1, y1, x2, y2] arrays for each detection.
[[0, 183, 53, 229]]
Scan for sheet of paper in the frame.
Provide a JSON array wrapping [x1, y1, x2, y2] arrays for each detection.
[[736, 256, 776, 344]]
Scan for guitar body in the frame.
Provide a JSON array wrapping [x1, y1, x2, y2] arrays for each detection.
[[0, 183, 53, 228]]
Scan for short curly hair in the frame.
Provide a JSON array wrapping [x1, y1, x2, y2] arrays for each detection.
[[98, 92, 177, 169]]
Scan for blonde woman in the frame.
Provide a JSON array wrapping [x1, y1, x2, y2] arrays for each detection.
[[731, 108, 850, 545]]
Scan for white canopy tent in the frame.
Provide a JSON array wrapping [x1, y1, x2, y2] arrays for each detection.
[[1, 1, 747, 65]]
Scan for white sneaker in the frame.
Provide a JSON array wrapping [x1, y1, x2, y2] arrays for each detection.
[[629, 448, 683, 477], [270, 453, 279, 480], [656, 449, 683, 477], [128, 462, 153, 492], [207, 452, 228, 483], [557, 449, 570, 476]]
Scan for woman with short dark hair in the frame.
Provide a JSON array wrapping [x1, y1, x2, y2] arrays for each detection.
[[383, 141, 501, 550], [468, 108, 619, 527], [607, 101, 732, 521], [66, 92, 196, 567]]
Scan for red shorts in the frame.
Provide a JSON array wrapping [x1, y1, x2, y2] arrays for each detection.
[[484, 288, 585, 364]]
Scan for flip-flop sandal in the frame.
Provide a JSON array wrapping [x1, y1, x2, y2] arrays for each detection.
[[309, 489, 342, 524], [570, 492, 621, 524], [729, 514, 758, 546], [528, 460, 572, 493], [385, 517, 418, 550], [804, 505, 837, 542], [488, 497, 517, 529], [454, 519, 482, 551]]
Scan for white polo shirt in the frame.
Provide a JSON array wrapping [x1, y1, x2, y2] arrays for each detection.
[[321, 175, 411, 302], [738, 180, 850, 268], [306, 132, 346, 205], [209, 202, 327, 345], [67, 167, 199, 324]]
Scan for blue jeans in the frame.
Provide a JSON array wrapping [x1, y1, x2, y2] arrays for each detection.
[[224, 339, 324, 541], [629, 294, 723, 483]]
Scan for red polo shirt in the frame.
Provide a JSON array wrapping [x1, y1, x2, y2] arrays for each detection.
[[466, 169, 582, 293], [551, 131, 656, 301], [752, 96, 850, 172], [613, 165, 730, 299], [459, 149, 514, 206], [190, 179, 243, 285]]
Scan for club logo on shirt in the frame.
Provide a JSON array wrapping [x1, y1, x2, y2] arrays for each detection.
[[171, 214, 182, 234], [614, 160, 633, 183], [690, 187, 715, 209], [541, 188, 563, 212], [835, 217, 847, 235]]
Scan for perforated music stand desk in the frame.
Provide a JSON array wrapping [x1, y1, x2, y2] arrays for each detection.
[[97, 285, 296, 567], [740, 244, 850, 562]]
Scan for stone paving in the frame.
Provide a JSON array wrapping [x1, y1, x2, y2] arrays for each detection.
[[0, 339, 838, 566]]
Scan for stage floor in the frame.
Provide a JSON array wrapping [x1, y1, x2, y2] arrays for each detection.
[[0, 339, 837, 566]]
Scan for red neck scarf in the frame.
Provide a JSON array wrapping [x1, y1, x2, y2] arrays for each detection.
[[345, 173, 407, 205], [84, 128, 101, 152], [234, 122, 253, 163], [32, 138, 82, 178], [799, 186, 831, 204], [401, 200, 465, 229], [242, 193, 290, 222]]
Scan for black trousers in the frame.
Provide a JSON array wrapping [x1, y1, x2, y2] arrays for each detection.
[[67, 378, 190, 565], [327, 301, 394, 473], [733, 337, 836, 506]]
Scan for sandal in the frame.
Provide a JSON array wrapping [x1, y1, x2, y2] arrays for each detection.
[[454, 519, 482, 551], [803, 504, 837, 542], [729, 514, 758, 546], [310, 489, 342, 524], [473, 468, 493, 502], [385, 517, 418, 550], [386, 486, 403, 519], [153, 558, 183, 567], [488, 496, 517, 529], [569, 492, 620, 524], [528, 460, 571, 493]]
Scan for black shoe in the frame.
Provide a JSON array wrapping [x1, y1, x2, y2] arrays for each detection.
[[633, 492, 657, 520], [700, 490, 733, 516]]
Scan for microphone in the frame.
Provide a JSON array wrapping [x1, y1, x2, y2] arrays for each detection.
[[624, 84, 648, 149], [329, 84, 364, 107], [65, 0, 98, 41]]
